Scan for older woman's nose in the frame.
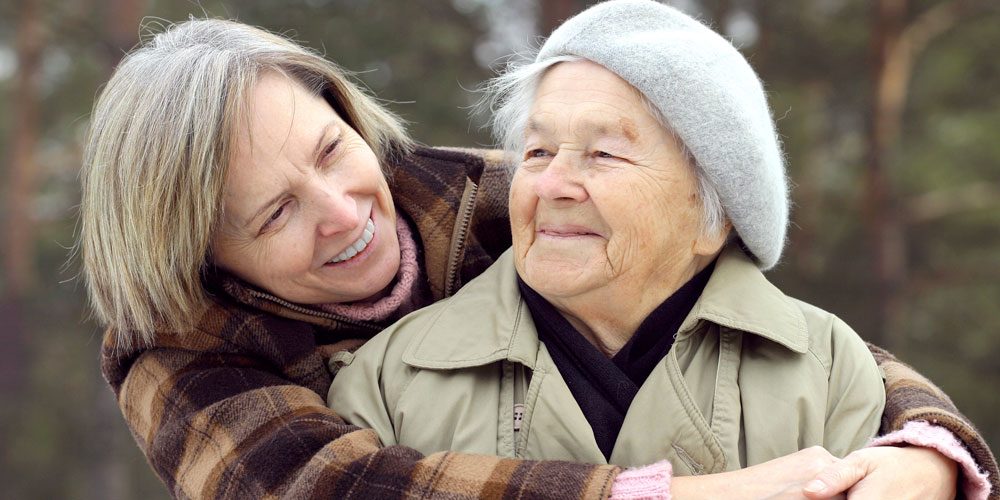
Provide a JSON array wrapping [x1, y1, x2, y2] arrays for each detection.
[[533, 152, 588, 203], [313, 186, 360, 238]]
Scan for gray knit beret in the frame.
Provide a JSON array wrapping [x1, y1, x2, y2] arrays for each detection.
[[536, 0, 788, 270]]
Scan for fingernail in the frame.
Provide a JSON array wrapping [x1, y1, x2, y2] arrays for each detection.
[[804, 480, 827, 493]]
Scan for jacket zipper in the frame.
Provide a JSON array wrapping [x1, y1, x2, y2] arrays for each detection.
[[513, 362, 526, 455], [247, 289, 381, 332], [443, 178, 479, 297]]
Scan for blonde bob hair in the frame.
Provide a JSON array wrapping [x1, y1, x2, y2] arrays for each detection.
[[79, 19, 413, 349]]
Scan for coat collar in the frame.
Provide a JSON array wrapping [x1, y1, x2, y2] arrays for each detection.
[[680, 244, 809, 353], [402, 250, 541, 369], [402, 243, 808, 370]]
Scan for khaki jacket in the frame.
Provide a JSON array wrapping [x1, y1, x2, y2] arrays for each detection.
[[330, 245, 885, 474]]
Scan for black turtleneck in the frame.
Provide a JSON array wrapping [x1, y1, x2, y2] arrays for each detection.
[[517, 261, 714, 460]]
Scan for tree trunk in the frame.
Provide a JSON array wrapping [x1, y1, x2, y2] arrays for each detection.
[[865, 0, 963, 348], [0, 0, 43, 396], [105, 0, 144, 67], [4, 0, 44, 299], [0, 0, 44, 487], [865, 0, 908, 349], [751, 0, 773, 69], [706, 0, 733, 32]]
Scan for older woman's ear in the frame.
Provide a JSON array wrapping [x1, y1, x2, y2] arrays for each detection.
[[693, 220, 732, 258]]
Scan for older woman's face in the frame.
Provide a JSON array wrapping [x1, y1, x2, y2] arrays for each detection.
[[211, 72, 400, 304], [511, 60, 722, 304]]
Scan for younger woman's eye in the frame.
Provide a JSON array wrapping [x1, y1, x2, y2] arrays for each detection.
[[319, 138, 341, 165], [260, 202, 288, 234], [595, 151, 616, 159]]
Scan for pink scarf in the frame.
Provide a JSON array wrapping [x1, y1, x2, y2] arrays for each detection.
[[317, 216, 422, 323]]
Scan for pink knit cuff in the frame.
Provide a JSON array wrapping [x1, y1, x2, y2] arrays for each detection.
[[610, 460, 672, 500], [869, 420, 991, 500]]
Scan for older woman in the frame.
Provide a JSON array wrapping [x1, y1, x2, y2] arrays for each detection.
[[79, 12, 993, 500], [329, 2, 994, 499]]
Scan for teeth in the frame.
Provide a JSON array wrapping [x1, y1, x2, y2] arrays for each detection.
[[328, 218, 375, 264]]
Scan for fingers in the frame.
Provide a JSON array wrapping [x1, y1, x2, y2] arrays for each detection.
[[802, 456, 870, 499]]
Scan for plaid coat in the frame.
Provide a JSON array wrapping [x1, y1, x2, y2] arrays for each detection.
[[101, 146, 997, 499]]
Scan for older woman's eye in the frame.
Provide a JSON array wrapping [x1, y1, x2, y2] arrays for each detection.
[[525, 149, 551, 159], [595, 151, 616, 159]]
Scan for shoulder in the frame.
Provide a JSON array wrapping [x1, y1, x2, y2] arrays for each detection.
[[331, 295, 453, 410], [343, 252, 518, 379], [399, 146, 486, 181], [788, 297, 881, 382], [400, 146, 511, 189], [435, 147, 512, 191], [103, 295, 327, 394], [348, 294, 454, 367]]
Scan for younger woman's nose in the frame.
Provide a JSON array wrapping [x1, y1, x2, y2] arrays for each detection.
[[313, 185, 360, 238]]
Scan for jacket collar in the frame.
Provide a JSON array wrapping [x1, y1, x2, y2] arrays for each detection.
[[679, 244, 809, 353], [402, 250, 541, 369], [402, 243, 808, 370]]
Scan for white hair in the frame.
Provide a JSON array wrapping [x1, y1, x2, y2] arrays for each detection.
[[479, 54, 727, 239]]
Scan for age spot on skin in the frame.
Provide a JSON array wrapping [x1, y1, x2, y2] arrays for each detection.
[[619, 117, 638, 143]]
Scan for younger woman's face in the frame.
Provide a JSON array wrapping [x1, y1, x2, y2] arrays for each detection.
[[211, 72, 400, 304]]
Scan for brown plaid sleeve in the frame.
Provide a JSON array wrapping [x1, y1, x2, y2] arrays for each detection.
[[104, 319, 995, 499], [102, 305, 618, 500], [869, 342, 999, 499]]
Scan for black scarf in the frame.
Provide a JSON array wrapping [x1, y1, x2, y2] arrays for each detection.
[[518, 261, 714, 459]]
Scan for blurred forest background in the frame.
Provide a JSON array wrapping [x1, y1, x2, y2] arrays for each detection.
[[0, 0, 997, 497]]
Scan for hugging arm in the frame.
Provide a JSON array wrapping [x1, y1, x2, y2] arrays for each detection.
[[716, 343, 995, 500], [666, 340, 995, 500], [847, 343, 997, 499], [101, 304, 993, 499], [101, 305, 617, 500]]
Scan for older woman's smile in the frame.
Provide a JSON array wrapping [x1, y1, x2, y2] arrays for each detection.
[[511, 60, 725, 319], [536, 224, 605, 239]]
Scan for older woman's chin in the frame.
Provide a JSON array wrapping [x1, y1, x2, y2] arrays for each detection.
[[516, 263, 604, 300]]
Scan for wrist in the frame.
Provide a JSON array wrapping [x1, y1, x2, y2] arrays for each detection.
[[610, 460, 672, 499], [870, 421, 991, 500]]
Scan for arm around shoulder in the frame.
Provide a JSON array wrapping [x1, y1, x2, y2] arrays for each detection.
[[867, 342, 999, 498], [105, 307, 620, 499]]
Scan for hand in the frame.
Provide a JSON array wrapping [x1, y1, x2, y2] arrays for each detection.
[[802, 446, 958, 499], [672, 446, 845, 499]]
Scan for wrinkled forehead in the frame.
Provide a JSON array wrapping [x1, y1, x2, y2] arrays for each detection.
[[528, 60, 668, 141]]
